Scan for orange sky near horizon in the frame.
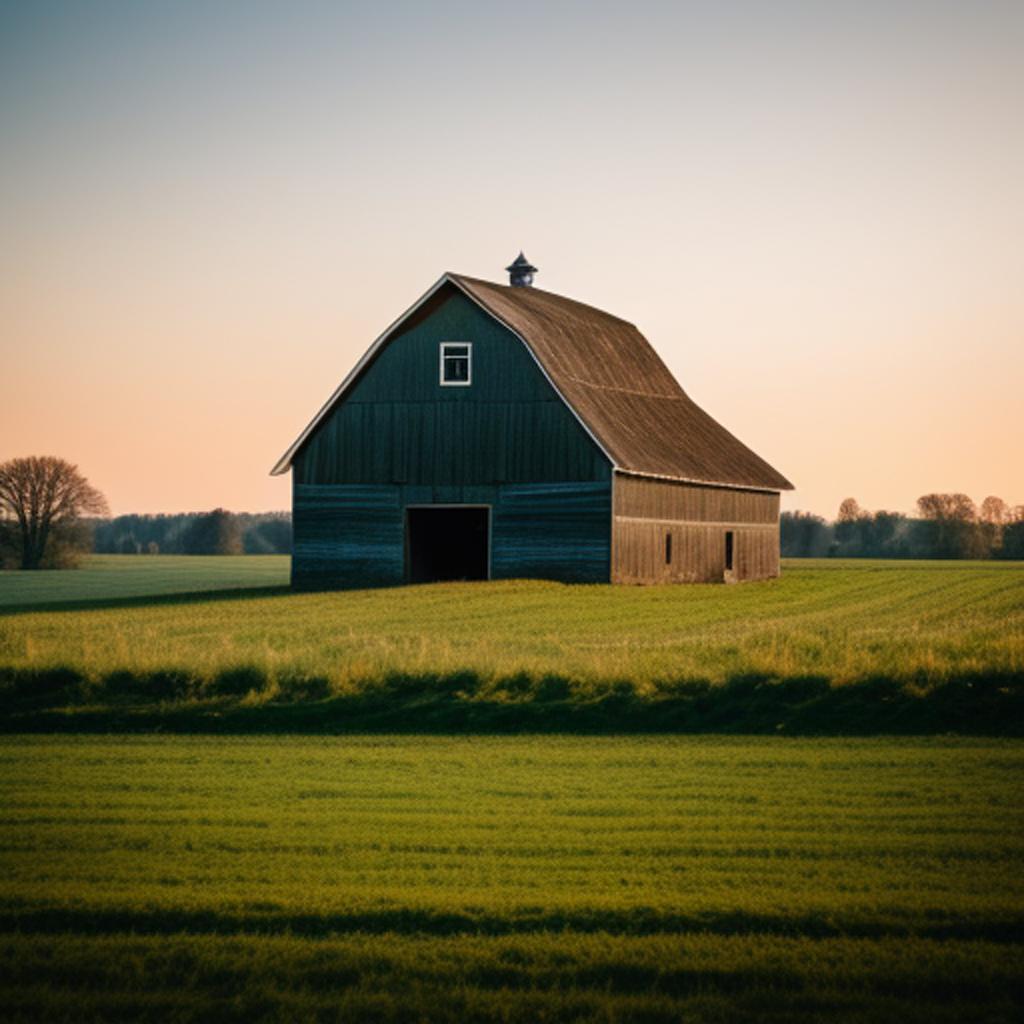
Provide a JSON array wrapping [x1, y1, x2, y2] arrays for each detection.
[[2, 2, 1022, 518]]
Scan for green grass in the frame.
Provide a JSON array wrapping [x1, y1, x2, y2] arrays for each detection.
[[1, 558, 1022, 733], [1, 735, 1021, 1022], [0, 554, 289, 609]]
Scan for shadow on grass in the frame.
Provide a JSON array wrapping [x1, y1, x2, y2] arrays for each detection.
[[0, 902, 1020, 942], [0, 585, 292, 617], [1, 665, 1022, 736]]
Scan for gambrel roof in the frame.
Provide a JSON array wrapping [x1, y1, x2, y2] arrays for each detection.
[[272, 272, 793, 492]]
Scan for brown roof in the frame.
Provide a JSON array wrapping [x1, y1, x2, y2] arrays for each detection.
[[448, 274, 793, 491], [272, 273, 792, 491]]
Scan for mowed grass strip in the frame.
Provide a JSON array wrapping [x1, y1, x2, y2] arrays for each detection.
[[0, 735, 1021, 1022], [1, 560, 1022, 698], [0, 554, 289, 609]]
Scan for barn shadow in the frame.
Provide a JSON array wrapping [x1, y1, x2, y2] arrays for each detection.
[[0, 584, 292, 617], [2, 665, 1022, 736]]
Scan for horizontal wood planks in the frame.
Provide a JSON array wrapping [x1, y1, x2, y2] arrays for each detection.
[[614, 474, 779, 523], [612, 474, 781, 584], [293, 481, 611, 588], [292, 484, 404, 589], [491, 482, 610, 582]]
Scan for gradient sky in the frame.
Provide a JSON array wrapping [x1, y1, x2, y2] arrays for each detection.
[[2, 0, 1021, 517]]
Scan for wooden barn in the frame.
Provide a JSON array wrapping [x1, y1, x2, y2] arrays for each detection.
[[272, 256, 792, 587]]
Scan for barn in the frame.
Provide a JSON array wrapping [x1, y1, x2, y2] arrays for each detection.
[[271, 256, 792, 587]]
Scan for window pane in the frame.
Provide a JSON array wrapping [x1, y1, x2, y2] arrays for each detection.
[[445, 357, 469, 381], [445, 345, 468, 357]]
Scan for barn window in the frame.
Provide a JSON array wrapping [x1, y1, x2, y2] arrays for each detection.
[[665, 532, 672, 565], [725, 530, 734, 571], [440, 342, 472, 386]]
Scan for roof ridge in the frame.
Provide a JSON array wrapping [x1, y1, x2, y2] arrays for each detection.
[[447, 272, 638, 329]]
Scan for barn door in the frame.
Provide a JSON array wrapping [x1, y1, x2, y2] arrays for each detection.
[[406, 506, 490, 583]]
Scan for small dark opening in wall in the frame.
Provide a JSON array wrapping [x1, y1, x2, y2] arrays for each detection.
[[665, 533, 672, 565], [725, 530, 734, 572], [406, 506, 489, 583]]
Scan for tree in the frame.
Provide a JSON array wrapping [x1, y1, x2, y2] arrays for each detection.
[[243, 513, 293, 554], [780, 511, 832, 557], [979, 496, 1009, 556], [0, 456, 109, 569], [915, 493, 986, 559], [999, 506, 1024, 560], [837, 498, 862, 522], [980, 496, 1008, 526], [183, 508, 243, 555], [834, 498, 865, 550]]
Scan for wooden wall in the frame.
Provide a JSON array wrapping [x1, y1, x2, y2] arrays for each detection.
[[291, 285, 782, 588], [612, 474, 780, 584], [293, 480, 610, 589], [294, 289, 608, 486], [292, 287, 614, 588]]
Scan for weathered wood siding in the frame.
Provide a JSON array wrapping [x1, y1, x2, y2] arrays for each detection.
[[294, 290, 608, 486], [292, 484, 404, 589], [291, 290, 612, 587], [293, 481, 610, 588], [491, 482, 609, 582], [612, 474, 780, 584]]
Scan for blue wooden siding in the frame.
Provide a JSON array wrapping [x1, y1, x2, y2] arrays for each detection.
[[293, 481, 610, 588], [293, 290, 609, 486], [292, 287, 612, 587], [292, 484, 404, 589], [492, 482, 609, 582]]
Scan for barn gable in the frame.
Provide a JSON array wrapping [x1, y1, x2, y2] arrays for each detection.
[[274, 273, 792, 494], [290, 285, 609, 487]]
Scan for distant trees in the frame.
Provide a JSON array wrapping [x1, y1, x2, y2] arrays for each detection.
[[914, 493, 989, 559], [242, 512, 292, 554], [779, 511, 832, 557], [183, 508, 244, 555], [0, 456, 108, 569], [781, 493, 1024, 560], [979, 496, 1010, 556], [91, 510, 292, 555], [1003, 516, 1024, 560]]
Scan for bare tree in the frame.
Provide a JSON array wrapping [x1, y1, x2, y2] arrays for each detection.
[[834, 497, 864, 549], [837, 497, 863, 522], [979, 496, 1008, 526], [0, 456, 109, 569], [915, 493, 986, 559], [979, 496, 1009, 555]]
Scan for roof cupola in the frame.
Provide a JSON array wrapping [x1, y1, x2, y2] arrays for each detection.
[[506, 252, 537, 288]]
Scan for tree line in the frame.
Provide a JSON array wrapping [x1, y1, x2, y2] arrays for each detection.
[[1, 456, 291, 569], [782, 494, 1024, 559], [4, 456, 1022, 570], [91, 510, 292, 556]]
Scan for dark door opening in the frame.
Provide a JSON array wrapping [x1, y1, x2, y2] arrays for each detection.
[[725, 530, 735, 572], [406, 506, 490, 583]]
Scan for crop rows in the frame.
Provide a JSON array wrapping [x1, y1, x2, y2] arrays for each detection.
[[1, 735, 1022, 1021]]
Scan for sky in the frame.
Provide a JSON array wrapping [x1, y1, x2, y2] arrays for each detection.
[[2, 0, 1021, 518]]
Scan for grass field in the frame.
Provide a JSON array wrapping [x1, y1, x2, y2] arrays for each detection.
[[1, 734, 1021, 1022], [1, 556, 1022, 733], [0, 554, 289, 609]]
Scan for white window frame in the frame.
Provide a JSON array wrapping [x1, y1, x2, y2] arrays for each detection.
[[439, 341, 472, 386]]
